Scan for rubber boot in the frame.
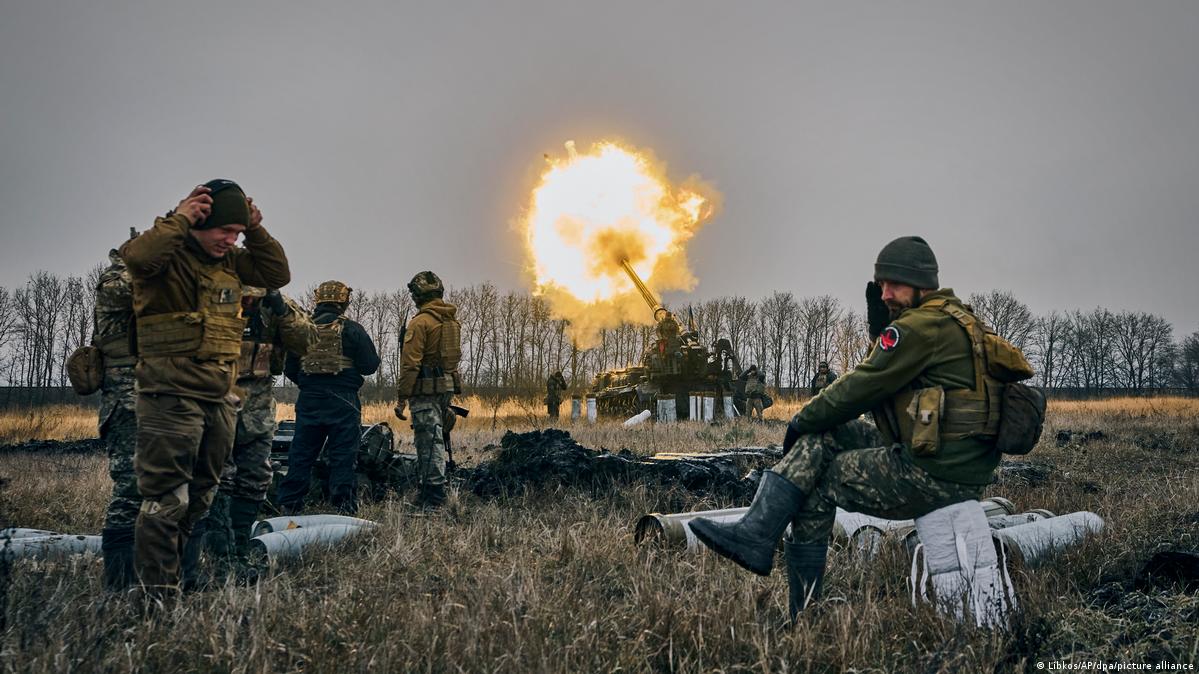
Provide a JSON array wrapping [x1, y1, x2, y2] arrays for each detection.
[[101, 526, 137, 591], [180, 519, 206, 592], [784, 539, 827, 622], [689, 470, 804, 576]]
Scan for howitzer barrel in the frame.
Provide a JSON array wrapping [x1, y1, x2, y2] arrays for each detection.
[[620, 259, 665, 318]]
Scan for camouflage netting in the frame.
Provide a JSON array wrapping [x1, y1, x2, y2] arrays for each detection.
[[461, 429, 780, 499]]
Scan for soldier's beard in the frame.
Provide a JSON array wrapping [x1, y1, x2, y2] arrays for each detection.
[[885, 301, 908, 320]]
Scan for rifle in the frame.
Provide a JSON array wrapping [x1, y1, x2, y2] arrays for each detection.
[[443, 404, 469, 471]]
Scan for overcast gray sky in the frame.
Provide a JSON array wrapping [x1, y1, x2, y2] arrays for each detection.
[[2, 1, 1196, 335]]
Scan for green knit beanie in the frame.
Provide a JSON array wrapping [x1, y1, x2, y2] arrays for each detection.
[[873, 236, 939, 289], [194, 179, 250, 230]]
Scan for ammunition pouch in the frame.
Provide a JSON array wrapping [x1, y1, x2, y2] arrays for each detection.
[[96, 331, 136, 367], [137, 311, 245, 362], [237, 341, 275, 381], [66, 345, 104, 395], [416, 367, 456, 395]]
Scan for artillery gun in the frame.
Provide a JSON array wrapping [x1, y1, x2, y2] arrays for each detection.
[[588, 260, 740, 419]]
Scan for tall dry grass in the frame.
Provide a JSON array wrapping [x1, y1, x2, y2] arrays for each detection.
[[0, 405, 98, 445], [2, 397, 1197, 671]]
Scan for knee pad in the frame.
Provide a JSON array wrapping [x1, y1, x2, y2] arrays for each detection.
[[139, 483, 190, 524]]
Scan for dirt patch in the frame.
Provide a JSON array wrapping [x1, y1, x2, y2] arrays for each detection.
[[461, 429, 778, 499], [0, 439, 105, 456], [996, 460, 1055, 487], [1055, 429, 1107, 447]]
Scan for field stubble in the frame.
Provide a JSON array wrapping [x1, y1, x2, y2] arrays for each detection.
[[1, 397, 1197, 672]]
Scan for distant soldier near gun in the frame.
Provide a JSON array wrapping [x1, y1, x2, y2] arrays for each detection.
[[66, 233, 138, 590], [690, 236, 1043, 622], [196, 285, 316, 581], [741, 365, 768, 420], [545, 370, 568, 421], [810, 361, 837, 397], [119, 180, 290, 599], [394, 271, 462, 508], [279, 281, 379, 516]]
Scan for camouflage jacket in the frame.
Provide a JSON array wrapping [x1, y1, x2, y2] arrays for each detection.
[[95, 250, 136, 429], [788, 288, 999, 485]]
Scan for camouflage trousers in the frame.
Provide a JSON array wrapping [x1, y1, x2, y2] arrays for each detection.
[[133, 392, 235, 590], [102, 399, 140, 530], [546, 397, 561, 420], [748, 396, 765, 420], [203, 379, 277, 560], [773, 419, 984, 544], [411, 393, 451, 488]]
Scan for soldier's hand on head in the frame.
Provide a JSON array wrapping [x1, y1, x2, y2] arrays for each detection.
[[866, 281, 889, 340], [264, 289, 288, 315], [246, 197, 263, 231], [175, 186, 213, 227]]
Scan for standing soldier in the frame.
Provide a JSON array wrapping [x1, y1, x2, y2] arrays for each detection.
[[199, 286, 315, 579], [742, 365, 767, 420], [394, 271, 461, 508], [690, 236, 1033, 622], [810, 361, 837, 397], [120, 180, 290, 598], [94, 245, 139, 590], [279, 281, 379, 516], [545, 370, 568, 420]]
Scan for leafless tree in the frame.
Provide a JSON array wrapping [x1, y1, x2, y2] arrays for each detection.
[[967, 290, 1036, 349]]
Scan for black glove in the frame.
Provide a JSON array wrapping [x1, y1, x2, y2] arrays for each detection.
[[783, 422, 801, 454], [264, 289, 289, 316], [866, 282, 889, 341]]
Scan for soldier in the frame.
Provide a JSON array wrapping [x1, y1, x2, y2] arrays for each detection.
[[94, 245, 139, 590], [279, 281, 379, 516], [545, 370, 568, 420], [120, 180, 290, 598], [394, 271, 462, 508], [810, 361, 837, 397], [691, 236, 1025, 622], [199, 286, 316, 579], [742, 365, 767, 420]]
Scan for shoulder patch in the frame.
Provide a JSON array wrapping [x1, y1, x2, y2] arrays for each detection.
[[879, 325, 901, 351]]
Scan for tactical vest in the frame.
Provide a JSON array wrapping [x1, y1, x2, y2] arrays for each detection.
[[92, 261, 137, 367], [886, 298, 1033, 456], [414, 307, 462, 394], [136, 259, 245, 362], [238, 312, 276, 381], [301, 317, 353, 375]]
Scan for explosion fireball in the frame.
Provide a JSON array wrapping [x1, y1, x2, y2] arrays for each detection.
[[523, 140, 718, 347]]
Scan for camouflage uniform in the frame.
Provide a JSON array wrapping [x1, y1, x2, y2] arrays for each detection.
[[809, 364, 837, 397], [690, 236, 1020, 622], [202, 293, 315, 573], [743, 369, 766, 420], [95, 250, 140, 590], [396, 272, 461, 507], [545, 371, 568, 420]]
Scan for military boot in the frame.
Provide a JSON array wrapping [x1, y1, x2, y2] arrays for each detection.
[[416, 483, 447, 509], [101, 526, 137, 591], [203, 493, 235, 574], [689, 470, 804, 576], [783, 539, 827, 622], [180, 519, 207, 592], [230, 497, 264, 583]]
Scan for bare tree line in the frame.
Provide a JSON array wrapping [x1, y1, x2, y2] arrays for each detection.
[[2, 272, 1196, 399]]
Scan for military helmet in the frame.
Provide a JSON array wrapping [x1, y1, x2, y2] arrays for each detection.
[[874, 236, 939, 289], [314, 280, 352, 304], [407, 271, 444, 302], [818, 360, 829, 369]]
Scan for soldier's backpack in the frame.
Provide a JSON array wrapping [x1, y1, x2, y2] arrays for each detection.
[[66, 345, 104, 395], [301, 317, 353, 375], [935, 301, 1045, 455]]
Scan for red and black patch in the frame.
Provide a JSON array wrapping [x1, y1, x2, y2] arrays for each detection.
[[879, 325, 902, 351]]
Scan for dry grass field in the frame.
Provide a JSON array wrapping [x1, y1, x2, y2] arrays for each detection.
[[2, 396, 1197, 673]]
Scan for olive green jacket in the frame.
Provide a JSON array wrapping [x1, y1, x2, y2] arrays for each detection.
[[789, 288, 999, 485], [120, 213, 291, 401]]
